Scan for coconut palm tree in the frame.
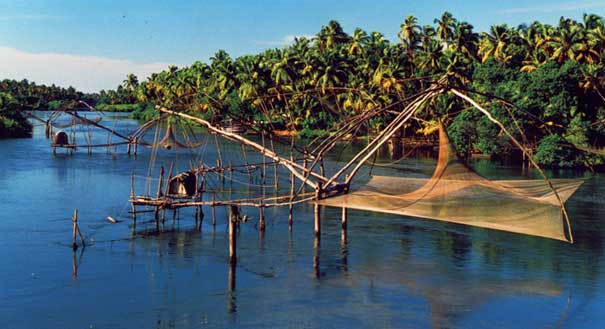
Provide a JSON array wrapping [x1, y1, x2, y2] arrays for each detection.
[[435, 12, 456, 49]]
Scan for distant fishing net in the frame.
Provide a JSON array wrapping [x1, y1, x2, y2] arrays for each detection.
[[132, 118, 205, 150], [319, 123, 584, 242]]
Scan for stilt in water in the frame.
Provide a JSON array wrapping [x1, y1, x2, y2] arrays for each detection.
[[229, 205, 238, 264], [154, 166, 165, 223], [212, 192, 216, 226], [130, 171, 137, 224], [259, 206, 265, 232], [314, 183, 322, 239], [133, 137, 138, 157], [341, 207, 348, 246], [313, 236, 320, 279], [71, 209, 85, 251], [288, 155, 294, 232]]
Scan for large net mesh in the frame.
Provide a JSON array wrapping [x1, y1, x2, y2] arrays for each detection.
[[319, 123, 585, 242]]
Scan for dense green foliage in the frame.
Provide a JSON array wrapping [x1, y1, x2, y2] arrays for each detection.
[[111, 13, 605, 167], [0, 92, 32, 138]]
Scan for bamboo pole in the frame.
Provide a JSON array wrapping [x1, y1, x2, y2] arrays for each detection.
[[131, 171, 136, 223], [288, 155, 294, 231], [314, 182, 322, 239], [338, 89, 439, 186], [229, 206, 237, 264], [212, 192, 216, 226], [261, 131, 267, 185], [259, 206, 265, 232], [154, 166, 164, 221], [71, 209, 85, 250], [158, 107, 326, 189]]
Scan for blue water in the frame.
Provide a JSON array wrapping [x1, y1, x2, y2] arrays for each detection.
[[0, 114, 603, 328]]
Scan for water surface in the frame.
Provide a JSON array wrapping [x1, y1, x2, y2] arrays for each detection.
[[0, 114, 603, 328]]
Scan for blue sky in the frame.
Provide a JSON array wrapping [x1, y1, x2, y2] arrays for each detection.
[[1, 0, 604, 92]]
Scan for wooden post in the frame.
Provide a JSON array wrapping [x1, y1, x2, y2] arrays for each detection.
[[72, 209, 78, 250], [229, 206, 237, 264], [154, 166, 164, 221], [259, 206, 265, 232], [314, 182, 322, 239], [133, 137, 138, 156], [71, 209, 85, 250], [127, 141, 131, 155], [130, 171, 136, 223], [162, 163, 173, 225], [288, 155, 294, 232], [341, 207, 348, 246], [212, 192, 216, 226], [313, 236, 320, 279], [261, 131, 266, 185]]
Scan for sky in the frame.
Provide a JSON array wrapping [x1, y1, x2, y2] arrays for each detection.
[[1, 0, 604, 92]]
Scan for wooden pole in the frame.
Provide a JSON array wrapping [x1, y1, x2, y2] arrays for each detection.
[[229, 206, 237, 264], [261, 131, 266, 185], [154, 166, 164, 222], [212, 192, 216, 226], [130, 171, 136, 223], [72, 209, 78, 250], [71, 209, 85, 250], [158, 107, 325, 189], [133, 137, 138, 156], [259, 206, 265, 232], [313, 236, 320, 279], [314, 182, 322, 239], [288, 157, 294, 232], [341, 207, 348, 230]]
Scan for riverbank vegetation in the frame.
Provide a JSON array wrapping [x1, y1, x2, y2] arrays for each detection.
[[113, 13, 605, 167], [2, 12, 605, 167]]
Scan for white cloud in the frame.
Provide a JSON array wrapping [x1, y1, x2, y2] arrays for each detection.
[[0, 46, 173, 92], [499, 0, 605, 14], [256, 34, 315, 46]]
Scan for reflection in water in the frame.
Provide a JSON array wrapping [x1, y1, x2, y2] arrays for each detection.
[[227, 262, 237, 318], [2, 117, 604, 328], [71, 246, 85, 280]]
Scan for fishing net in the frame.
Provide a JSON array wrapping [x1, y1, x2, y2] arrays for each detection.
[[133, 120, 205, 149], [319, 123, 585, 242]]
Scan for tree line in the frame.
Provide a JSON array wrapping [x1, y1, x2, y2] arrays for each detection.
[[119, 13, 605, 167], [2, 12, 605, 168]]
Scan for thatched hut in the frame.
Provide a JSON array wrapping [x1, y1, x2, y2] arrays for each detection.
[[168, 171, 197, 196], [53, 131, 69, 146]]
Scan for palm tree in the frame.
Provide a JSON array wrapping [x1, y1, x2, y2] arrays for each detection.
[[479, 25, 511, 64], [349, 28, 369, 56], [316, 20, 350, 51], [434, 12, 456, 49]]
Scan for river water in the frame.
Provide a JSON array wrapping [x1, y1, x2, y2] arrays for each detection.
[[0, 113, 603, 328]]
